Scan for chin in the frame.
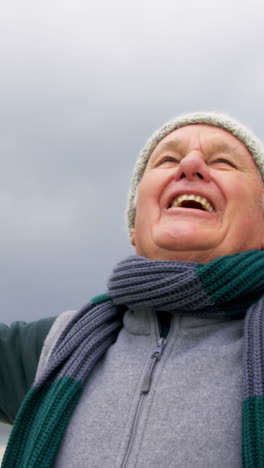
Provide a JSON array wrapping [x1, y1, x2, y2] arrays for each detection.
[[149, 230, 222, 263], [154, 229, 214, 252]]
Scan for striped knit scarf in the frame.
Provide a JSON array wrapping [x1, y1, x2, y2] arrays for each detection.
[[3, 250, 264, 467]]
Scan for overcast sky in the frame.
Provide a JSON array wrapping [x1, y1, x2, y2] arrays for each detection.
[[1, 0, 264, 442], [1, 0, 264, 325]]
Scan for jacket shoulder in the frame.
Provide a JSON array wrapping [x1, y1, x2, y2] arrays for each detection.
[[0, 316, 55, 424]]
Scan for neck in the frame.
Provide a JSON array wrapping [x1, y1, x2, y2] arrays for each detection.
[[137, 248, 221, 264]]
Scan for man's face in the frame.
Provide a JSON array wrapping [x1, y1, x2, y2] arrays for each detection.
[[130, 124, 264, 263]]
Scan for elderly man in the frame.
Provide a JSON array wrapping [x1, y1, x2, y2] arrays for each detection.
[[2, 112, 264, 468]]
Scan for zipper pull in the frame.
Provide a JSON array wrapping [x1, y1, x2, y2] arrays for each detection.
[[141, 338, 167, 394]]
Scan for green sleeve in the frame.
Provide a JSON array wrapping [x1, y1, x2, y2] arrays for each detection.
[[0, 317, 55, 424]]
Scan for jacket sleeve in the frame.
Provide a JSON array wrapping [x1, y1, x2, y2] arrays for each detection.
[[0, 317, 55, 424]]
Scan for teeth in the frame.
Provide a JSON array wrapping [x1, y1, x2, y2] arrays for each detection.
[[170, 194, 215, 212]]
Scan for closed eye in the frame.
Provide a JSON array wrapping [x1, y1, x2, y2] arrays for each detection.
[[157, 156, 180, 166], [211, 158, 237, 169]]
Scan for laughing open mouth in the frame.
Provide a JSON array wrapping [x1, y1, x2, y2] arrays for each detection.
[[169, 194, 216, 213]]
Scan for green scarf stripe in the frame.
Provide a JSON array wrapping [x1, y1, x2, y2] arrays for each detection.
[[2, 385, 49, 466], [27, 379, 81, 467], [242, 396, 264, 467], [2, 378, 81, 468], [91, 293, 111, 305], [196, 250, 264, 303], [24, 378, 80, 460]]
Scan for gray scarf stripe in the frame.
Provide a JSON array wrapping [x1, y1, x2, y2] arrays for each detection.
[[243, 299, 264, 399], [58, 321, 123, 381], [53, 302, 115, 355], [109, 256, 213, 310], [36, 303, 122, 387]]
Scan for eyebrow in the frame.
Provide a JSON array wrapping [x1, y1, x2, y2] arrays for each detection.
[[149, 140, 183, 163], [208, 141, 240, 155], [153, 138, 243, 159], [155, 140, 182, 154]]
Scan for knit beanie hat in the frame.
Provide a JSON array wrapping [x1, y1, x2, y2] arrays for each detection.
[[126, 111, 264, 233]]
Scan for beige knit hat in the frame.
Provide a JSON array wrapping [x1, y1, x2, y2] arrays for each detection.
[[126, 111, 264, 233]]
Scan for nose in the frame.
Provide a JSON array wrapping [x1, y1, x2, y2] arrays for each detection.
[[176, 151, 211, 182]]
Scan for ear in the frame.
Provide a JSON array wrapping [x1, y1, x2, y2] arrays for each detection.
[[130, 228, 136, 247]]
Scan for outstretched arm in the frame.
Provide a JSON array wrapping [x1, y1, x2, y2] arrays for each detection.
[[0, 317, 55, 424]]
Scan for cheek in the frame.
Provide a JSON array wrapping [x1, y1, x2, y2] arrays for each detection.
[[134, 176, 166, 239], [137, 175, 163, 211], [223, 178, 264, 238], [222, 175, 262, 209]]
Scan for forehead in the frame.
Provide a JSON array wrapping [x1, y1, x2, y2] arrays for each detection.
[[151, 124, 252, 159]]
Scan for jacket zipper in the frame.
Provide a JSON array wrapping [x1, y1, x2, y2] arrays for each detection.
[[121, 337, 167, 468]]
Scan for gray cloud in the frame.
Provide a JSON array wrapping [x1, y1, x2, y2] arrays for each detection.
[[0, 0, 264, 443], [0, 0, 264, 326]]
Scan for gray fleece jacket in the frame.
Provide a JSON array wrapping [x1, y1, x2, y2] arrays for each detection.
[[37, 307, 244, 468]]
